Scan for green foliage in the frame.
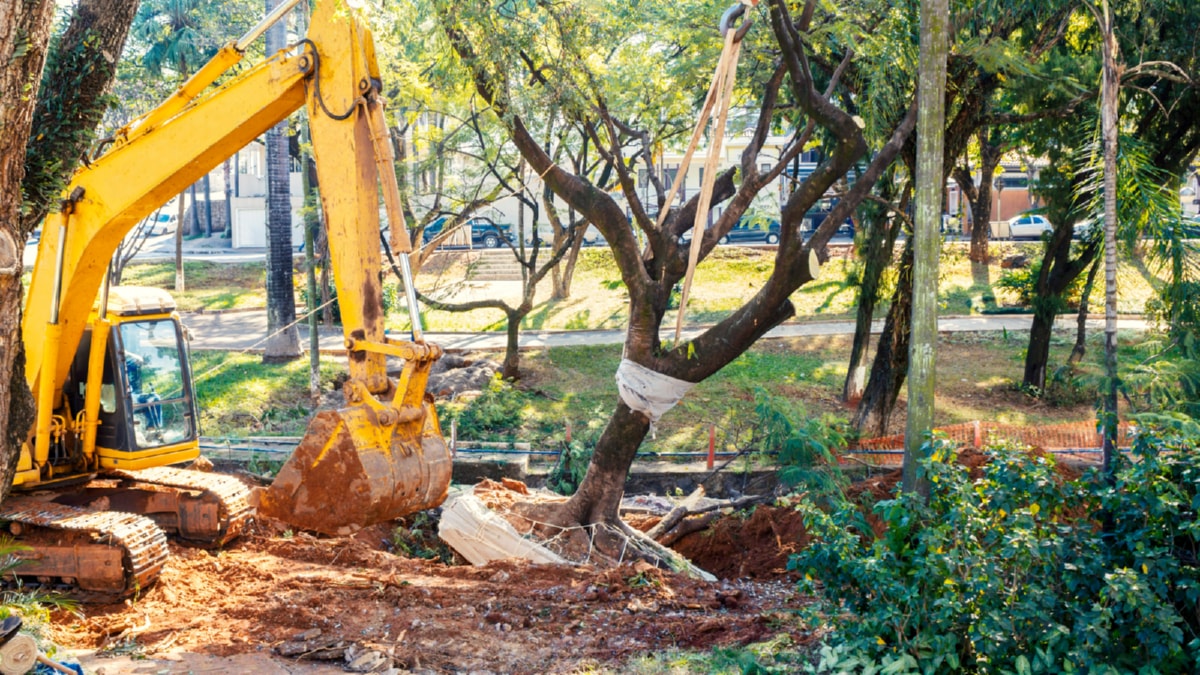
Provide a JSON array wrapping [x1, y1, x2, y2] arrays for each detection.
[[996, 259, 1085, 311], [546, 438, 593, 496], [751, 388, 848, 497], [390, 512, 455, 563], [22, 26, 118, 227], [795, 433, 1200, 673], [190, 351, 343, 436], [447, 375, 528, 439], [623, 634, 809, 674]]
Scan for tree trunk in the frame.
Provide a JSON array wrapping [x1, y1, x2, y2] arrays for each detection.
[[21, 0, 140, 231], [502, 309, 522, 380], [558, 402, 652, 526], [175, 193, 186, 292], [1068, 256, 1100, 365], [203, 173, 213, 237], [318, 227, 333, 325], [261, 0, 301, 363], [905, 0, 949, 497], [189, 182, 201, 236], [223, 158, 233, 237], [1022, 239, 1099, 391], [968, 133, 1002, 263], [302, 140, 320, 401], [842, 182, 904, 403], [1099, 0, 1120, 475], [0, 0, 57, 503], [1023, 306, 1056, 392], [854, 240, 915, 436]]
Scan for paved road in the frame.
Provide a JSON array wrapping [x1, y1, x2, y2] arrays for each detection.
[[182, 309, 1150, 353]]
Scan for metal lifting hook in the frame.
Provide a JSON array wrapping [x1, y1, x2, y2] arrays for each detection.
[[720, 2, 754, 42]]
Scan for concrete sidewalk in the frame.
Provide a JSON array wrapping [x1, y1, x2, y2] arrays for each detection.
[[180, 309, 1150, 353]]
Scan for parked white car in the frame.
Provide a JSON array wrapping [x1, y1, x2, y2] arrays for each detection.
[[1008, 213, 1053, 239]]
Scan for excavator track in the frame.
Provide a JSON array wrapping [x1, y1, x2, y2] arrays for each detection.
[[108, 466, 254, 546], [0, 498, 168, 597]]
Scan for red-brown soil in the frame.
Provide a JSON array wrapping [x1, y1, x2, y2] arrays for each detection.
[[50, 519, 809, 673], [671, 505, 811, 581], [50, 448, 1082, 670]]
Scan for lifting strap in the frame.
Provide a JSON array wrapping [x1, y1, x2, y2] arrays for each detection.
[[666, 1, 756, 345]]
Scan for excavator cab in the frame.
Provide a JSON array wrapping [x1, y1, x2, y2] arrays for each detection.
[[65, 288, 200, 469]]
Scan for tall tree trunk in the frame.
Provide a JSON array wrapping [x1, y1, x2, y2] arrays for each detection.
[[1099, 0, 1120, 475], [318, 227, 333, 326], [0, 0, 57, 503], [905, 0, 949, 497], [262, 0, 301, 363], [175, 193, 186, 292], [223, 158, 233, 237], [189, 182, 201, 236], [302, 135, 320, 401], [842, 182, 904, 402], [1022, 240, 1099, 391], [1069, 256, 1100, 365], [854, 240, 915, 436], [967, 132, 1002, 263], [203, 173, 213, 237]]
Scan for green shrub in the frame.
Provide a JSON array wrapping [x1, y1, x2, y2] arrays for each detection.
[[996, 260, 1085, 311], [794, 432, 1200, 674], [451, 375, 527, 439], [391, 512, 456, 563], [546, 439, 593, 496], [752, 388, 849, 497]]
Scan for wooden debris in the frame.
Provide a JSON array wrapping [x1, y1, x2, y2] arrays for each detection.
[[644, 487, 706, 540], [659, 512, 721, 547], [648, 493, 769, 544]]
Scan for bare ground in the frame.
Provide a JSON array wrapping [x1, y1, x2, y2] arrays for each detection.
[[53, 515, 813, 674]]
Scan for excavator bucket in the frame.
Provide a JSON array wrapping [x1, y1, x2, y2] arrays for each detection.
[[256, 396, 452, 536]]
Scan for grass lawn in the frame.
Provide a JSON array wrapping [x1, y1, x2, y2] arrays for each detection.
[[119, 242, 1165, 331], [192, 324, 1151, 453]]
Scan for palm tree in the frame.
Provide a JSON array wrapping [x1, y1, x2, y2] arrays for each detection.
[[261, 0, 301, 362], [134, 0, 212, 79], [132, 0, 217, 292]]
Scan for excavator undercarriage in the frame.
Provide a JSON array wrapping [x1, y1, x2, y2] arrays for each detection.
[[1, 467, 253, 597]]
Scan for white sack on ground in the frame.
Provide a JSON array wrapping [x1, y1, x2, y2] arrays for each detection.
[[438, 490, 567, 566]]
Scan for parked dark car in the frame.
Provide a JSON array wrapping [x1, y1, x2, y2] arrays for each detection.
[[422, 216, 513, 248], [804, 198, 855, 238], [679, 215, 782, 245], [718, 216, 782, 245]]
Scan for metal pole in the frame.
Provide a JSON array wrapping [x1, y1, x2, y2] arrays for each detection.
[[236, 0, 303, 51]]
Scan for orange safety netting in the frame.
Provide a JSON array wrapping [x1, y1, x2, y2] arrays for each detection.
[[847, 420, 1132, 466]]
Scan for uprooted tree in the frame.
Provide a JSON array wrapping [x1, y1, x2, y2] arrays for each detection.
[[437, 0, 918, 559]]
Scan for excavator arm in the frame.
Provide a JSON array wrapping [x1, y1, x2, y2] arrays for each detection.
[[19, 0, 449, 536]]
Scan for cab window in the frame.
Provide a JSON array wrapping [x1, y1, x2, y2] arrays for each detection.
[[119, 320, 193, 448]]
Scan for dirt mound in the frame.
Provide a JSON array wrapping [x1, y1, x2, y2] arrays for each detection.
[[671, 446, 1085, 580], [50, 516, 806, 673], [671, 505, 810, 580]]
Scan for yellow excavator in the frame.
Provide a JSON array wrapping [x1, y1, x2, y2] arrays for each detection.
[[3, 0, 451, 596]]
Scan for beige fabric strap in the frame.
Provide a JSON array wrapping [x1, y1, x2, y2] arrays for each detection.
[[673, 27, 743, 345]]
